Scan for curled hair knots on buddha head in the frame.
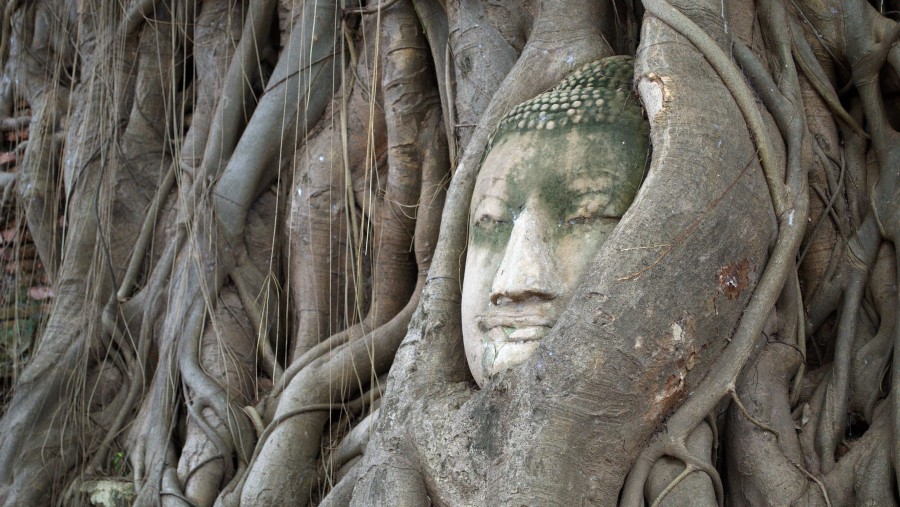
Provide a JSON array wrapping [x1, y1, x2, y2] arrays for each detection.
[[488, 55, 648, 148]]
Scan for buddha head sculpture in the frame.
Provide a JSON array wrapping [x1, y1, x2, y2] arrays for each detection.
[[462, 56, 650, 387]]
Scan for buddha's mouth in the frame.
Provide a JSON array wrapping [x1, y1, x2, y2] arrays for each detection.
[[476, 312, 556, 336], [500, 325, 548, 342], [477, 313, 554, 343]]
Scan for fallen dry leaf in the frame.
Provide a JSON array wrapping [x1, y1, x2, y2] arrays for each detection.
[[28, 285, 54, 300], [0, 152, 17, 165]]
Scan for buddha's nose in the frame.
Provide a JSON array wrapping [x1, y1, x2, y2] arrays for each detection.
[[489, 208, 562, 305]]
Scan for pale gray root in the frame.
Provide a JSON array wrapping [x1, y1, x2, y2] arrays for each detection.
[[129, 0, 340, 501], [444, 0, 528, 151], [212, 0, 340, 243], [241, 4, 450, 503], [0, 6, 179, 503], [645, 422, 717, 507], [180, 0, 275, 215], [178, 0, 245, 178], [10, 1, 74, 284], [174, 190, 282, 507], [238, 287, 421, 505], [174, 288, 257, 507], [230, 213, 284, 382], [412, 0, 454, 162], [328, 408, 380, 473], [286, 11, 388, 361], [318, 461, 365, 507]]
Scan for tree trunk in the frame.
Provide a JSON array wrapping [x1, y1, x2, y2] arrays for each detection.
[[0, 0, 896, 505]]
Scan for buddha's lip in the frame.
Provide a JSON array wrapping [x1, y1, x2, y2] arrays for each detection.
[[503, 325, 549, 342], [477, 313, 555, 330]]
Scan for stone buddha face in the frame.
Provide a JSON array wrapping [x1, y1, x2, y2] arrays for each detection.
[[461, 56, 649, 387]]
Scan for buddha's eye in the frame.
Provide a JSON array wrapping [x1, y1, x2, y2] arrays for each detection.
[[473, 214, 511, 233], [565, 216, 591, 226], [562, 195, 616, 228], [563, 205, 598, 227]]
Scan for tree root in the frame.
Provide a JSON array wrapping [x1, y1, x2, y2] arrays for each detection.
[[640, 0, 787, 214], [794, 463, 833, 507], [0, 1, 896, 506], [729, 388, 780, 441], [622, 0, 811, 503], [650, 466, 695, 507]]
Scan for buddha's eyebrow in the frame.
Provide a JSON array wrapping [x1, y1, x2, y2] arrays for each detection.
[[571, 164, 623, 179], [471, 195, 510, 214], [567, 172, 615, 194]]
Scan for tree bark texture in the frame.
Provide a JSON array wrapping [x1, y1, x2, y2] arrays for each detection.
[[0, 0, 895, 506]]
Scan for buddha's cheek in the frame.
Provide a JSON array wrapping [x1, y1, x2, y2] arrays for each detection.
[[461, 244, 504, 386], [484, 339, 542, 378], [462, 247, 499, 311], [552, 227, 612, 290]]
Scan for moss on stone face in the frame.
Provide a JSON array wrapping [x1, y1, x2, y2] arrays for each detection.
[[470, 54, 649, 253], [469, 124, 648, 253], [463, 56, 651, 386]]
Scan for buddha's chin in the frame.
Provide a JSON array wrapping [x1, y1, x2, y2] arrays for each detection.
[[482, 331, 543, 380]]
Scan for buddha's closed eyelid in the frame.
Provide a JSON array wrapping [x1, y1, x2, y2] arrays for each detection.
[[563, 193, 617, 222], [472, 212, 512, 232]]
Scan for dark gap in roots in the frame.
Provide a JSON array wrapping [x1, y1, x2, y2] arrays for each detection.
[[808, 313, 839, 368], [846, 417, 869, 439], [893, 465, 900, 500], [837, 416, 871, 458]]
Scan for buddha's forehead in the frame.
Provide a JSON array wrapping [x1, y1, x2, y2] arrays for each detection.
[[472, 55, 650, 214], [476, 127, 647, 197]]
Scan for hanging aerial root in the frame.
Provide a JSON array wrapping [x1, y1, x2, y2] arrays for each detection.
[[231, 260, 283, 382], [158, 2, 343, 500], [181, 0, 276, 221], [789, 21, 867, 140], [729, 388, 780, 440], [288, 10, 386, 360], [274, 322, 370, 399], [238, 281, 422, 505], [650, 467, 695, 507], [239, 4, 450, 502], [118, 163, 176, 301]]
